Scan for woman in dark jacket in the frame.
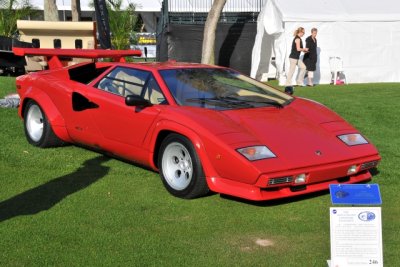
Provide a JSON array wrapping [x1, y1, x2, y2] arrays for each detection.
[[303, 28, 318, 86], [285, 27, 308, 86]]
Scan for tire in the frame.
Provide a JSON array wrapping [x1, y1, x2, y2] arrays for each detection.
[[158, 133, 209, 199], [24, 100, 64, 148]]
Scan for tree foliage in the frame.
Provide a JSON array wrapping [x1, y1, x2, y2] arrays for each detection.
[[107, 0, 138, 49], [89, 0, 139, 49], [0, 0, 37, 37]]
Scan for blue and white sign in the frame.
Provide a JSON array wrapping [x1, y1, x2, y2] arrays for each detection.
[[329, 184, 382, 205]]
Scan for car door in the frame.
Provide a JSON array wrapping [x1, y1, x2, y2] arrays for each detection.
[[86, 66, 166, 155], [60, 79, 103, 147]]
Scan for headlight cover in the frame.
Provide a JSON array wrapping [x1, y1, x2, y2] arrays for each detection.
[[237, 146, 276, 161], [338, 133, 369, 146]]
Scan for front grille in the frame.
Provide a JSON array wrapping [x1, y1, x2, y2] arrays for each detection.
[[268, 176, 293, 185]]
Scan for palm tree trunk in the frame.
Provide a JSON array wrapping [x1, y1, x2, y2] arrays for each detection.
[[201, 0, 227, 65], [44, 0, 59, 21], [71, 0, 81, 21]]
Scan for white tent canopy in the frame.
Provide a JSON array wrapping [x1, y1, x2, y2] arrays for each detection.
[[251, 0, 400, 84]]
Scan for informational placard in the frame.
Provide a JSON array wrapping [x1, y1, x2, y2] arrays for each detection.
[[330, 207, 383, 267]]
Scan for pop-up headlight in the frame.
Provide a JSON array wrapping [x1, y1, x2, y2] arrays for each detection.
[[338, 134, 369, 146], [237, 146, 276, 161]]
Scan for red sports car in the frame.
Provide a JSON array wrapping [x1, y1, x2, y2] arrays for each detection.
[[15, 49, 380, 201]]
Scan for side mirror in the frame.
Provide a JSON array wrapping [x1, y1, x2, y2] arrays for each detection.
[[125, 95, 152, 107]]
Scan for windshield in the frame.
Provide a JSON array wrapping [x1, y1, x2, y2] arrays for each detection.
[[159, 68, 293, 110]]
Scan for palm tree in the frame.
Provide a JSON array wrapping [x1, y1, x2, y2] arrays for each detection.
[[44, 0, 59, 21], [201, 0, 227, 65], [71, 0, 81, 21], [107, 0, 138, 49], [90, 0, 139, 49], [0, 0, 37, 37]]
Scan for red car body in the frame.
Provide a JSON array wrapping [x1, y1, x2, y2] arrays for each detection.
[[15, 49, 380, 201]]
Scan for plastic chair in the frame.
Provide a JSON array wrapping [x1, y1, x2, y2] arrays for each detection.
[[329, 56, 347, 85]]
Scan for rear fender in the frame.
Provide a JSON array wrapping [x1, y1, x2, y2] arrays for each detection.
[[20, 88, 72, 142]]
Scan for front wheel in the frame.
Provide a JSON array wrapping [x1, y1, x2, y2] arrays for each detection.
[[24, 100, 64, 148], [158, 134, 209, 199]]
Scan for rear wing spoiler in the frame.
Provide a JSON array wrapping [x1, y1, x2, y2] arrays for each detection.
[[12, 47, 142, 70]]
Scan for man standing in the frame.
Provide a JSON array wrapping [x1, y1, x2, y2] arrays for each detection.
[[303, 28, 318, 86]]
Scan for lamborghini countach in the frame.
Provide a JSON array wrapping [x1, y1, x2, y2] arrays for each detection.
[[15, 48, 380, 201]]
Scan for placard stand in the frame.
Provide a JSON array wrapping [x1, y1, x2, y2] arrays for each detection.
[[328, 184, 383, 267]]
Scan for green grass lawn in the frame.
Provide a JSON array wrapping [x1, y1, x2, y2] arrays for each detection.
[[0, 76, 399, 266]]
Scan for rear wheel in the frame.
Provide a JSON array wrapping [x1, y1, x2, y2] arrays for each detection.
[[158, 134, 209, 199], [24, 100, 64, 148]]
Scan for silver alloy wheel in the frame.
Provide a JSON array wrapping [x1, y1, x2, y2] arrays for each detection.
[[161, 142, 193, 190], [26, 104, 44, 142]]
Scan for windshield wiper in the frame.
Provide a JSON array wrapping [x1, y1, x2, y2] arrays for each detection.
[[185, 97, 254, 108]]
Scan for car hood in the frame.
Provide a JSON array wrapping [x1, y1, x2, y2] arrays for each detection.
[[217, 98, 376, 169]]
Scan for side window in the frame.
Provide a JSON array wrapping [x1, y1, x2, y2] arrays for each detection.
[[75, 39, 83, 49], [143, 77, 166, 105], [32, 38, 40, 48], [96, 67, 150, 97], [54, 39, 61, 48]]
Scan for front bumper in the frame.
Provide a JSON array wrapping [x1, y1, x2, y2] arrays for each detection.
[[207, 154, 380, 201]]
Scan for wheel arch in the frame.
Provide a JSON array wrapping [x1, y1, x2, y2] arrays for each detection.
[[20, 90, 72, 143], [152, 129, 174, 169], [149, 121, 220, 192]]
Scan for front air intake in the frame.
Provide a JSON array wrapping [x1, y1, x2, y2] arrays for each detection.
[[268, 176, 293, 185], [360, 161, 379, 171]]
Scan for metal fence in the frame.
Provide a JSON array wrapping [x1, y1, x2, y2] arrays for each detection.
[[166, 0, 266, 24], [168, 0, 266, 13]]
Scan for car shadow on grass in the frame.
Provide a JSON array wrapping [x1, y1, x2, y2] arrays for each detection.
[[220, 190, 329, 207], [0, 155, 110, 222]]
